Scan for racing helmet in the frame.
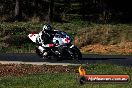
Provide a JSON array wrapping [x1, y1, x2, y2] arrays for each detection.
[[42, 24, 52, 33]]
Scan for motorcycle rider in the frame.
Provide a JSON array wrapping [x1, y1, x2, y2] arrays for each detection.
[[36, 24, 55, 57]]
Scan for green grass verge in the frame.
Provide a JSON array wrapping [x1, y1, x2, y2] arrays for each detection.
[[0, 64, 132, 88]]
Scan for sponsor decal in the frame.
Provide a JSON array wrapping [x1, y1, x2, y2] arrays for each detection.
[[30, 32, 35, 37]]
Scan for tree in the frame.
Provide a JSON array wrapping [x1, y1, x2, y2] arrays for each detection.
[[14, 0, 22, 21], [33, 0, 39, 17], [48, 0, 54, 22], [80, 0, 86, 20]]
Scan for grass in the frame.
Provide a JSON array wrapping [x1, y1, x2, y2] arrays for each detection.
[[0, 21, 132, 54], [82, 51, 132, 55], [0, 73, 77, 88], [0, 64, 132, 88], [74, 24, 132, 47]]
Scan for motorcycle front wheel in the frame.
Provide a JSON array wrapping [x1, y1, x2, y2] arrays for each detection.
[[70, 47, 82, 60]]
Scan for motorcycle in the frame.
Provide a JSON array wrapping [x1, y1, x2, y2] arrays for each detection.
[[28, 30, 82, 60]]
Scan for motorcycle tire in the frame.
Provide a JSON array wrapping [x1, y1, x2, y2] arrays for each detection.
[[71, 47, 82, 60]]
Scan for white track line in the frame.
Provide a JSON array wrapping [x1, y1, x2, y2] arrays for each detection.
[[0, 61, 80, 66]]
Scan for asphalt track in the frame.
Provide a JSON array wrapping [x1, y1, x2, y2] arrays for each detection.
[[0, 53, 132, 66]]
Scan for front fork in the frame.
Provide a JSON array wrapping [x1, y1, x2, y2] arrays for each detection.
[[37, 46, 45, 53]]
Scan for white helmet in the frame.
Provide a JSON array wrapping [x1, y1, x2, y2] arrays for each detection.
[[42, 24, 52, 32]]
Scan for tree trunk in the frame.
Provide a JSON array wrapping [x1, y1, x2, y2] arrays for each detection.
[[33, 0, 39, 17], [81, 0, 85, 20], [48, 0, 54, 22], [15, 0, 22, 21]]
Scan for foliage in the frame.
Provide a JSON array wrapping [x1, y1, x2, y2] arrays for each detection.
[[0, 0, 132, 23]]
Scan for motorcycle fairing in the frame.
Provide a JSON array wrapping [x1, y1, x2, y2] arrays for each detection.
[[28, 33, 38, 43]]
